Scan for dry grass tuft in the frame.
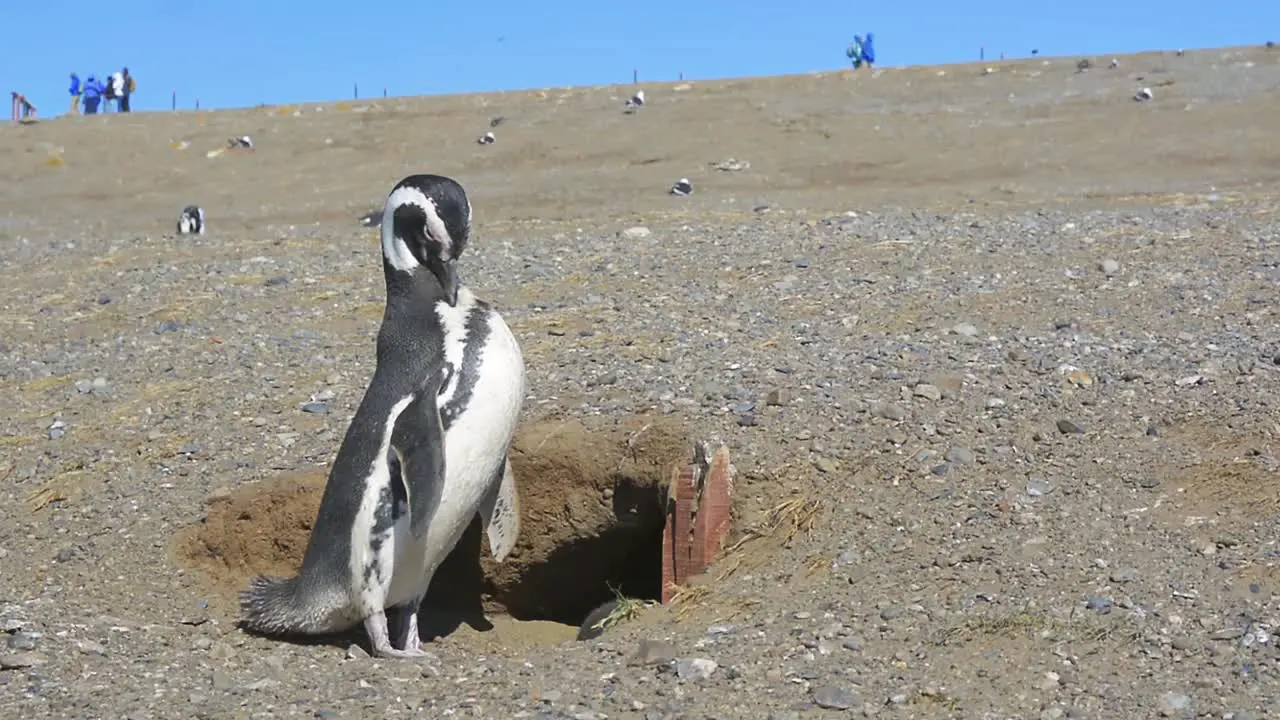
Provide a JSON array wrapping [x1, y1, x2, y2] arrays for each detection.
[[666, 584, 712, 619], [726, 495, 823, 553]]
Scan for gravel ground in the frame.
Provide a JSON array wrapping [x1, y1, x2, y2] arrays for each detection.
[[1, 46, 1278, 719]]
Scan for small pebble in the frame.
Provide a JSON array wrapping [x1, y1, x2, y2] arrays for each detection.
[[1026, 477, 1055, 496], [6, 633, 38, 652], [874, 403, 907, 421], [1110, 567, 1140, 583], [1157, 692, 1191, 716], [76, 640, 107, 656], [1086, 596, 1113, 614]]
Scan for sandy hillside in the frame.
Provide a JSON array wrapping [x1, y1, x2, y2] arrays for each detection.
[[0, 46, 1278, 719]]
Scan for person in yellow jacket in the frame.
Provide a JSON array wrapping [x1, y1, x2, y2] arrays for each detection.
[[120, 68, 136, 113]]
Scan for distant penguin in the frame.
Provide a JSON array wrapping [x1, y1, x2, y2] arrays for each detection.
[[177, 205, 204, 235], [624, 90, 645, 113], [239, 174, 526, 659], [670, 178, 692, 196], [477, 131, 495, 145], [1134, 87, 1153, 102]]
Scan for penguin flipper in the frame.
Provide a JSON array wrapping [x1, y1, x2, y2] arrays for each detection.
[[478, 455, 521, 562], [391, 369, 450, 540]]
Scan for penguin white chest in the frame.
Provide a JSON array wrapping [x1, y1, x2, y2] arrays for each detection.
[[384, 291, 525, 607]]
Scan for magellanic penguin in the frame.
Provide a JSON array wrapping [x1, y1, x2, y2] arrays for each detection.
[[239, 174, 526, 659], [177, 205, 204, 235]]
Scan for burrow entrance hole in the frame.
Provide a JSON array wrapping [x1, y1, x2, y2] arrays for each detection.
[[173, 414, 690, 639]]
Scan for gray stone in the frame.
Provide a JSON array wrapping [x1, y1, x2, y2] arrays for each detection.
[[1026, 477, 1055, 496], [621, 226, 652, 239], [6, 633, 38, 651], [76, 640, 107, 656], [812, 457, 838, 474], [913, 383, 942, 401], [629, 639, 678, 666], [811, 685, 858, 710], [944, 446, 975, 464], [675, 657, 718, 681], [1100, 259, 1120, 275], [0, 653, 46, 670], [1056, 419, 1085, 435], [1157, 692, 1191, 715], [1086, 596, 1114, 614], [1110, 567, 1140, 583], [873, 403, 907, 421]]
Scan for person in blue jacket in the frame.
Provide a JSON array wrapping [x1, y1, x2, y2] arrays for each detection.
[[861, 33, 877, 68], [82, 75, 104, 115], [68, 73, 81, 115]]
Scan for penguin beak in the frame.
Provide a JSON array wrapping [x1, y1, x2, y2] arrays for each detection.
[[429, 257, 460, 305]]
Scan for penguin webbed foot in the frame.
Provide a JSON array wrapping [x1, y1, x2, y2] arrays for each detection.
[[389, 600, 424, 653], [364, 608, 428, 659]]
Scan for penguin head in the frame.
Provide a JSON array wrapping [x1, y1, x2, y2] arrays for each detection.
[[381, 174, 472, 303]]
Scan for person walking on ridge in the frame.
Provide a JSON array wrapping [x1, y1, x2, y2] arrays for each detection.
[[68, 72, 82, 115], [846, 35, 865, 69], [860, 32, 876, 69], [120, 68, 135, 112], [83, 75, 104, 114]]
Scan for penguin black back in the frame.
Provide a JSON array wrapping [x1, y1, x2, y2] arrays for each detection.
[[301, 173, 472, 576], [240, 174, 476, 636]]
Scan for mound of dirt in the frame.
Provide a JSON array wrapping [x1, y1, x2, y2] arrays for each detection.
[[173, 413, 691, 629]]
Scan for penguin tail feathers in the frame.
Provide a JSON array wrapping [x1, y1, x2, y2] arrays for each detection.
[[239, 575, 342, 637]]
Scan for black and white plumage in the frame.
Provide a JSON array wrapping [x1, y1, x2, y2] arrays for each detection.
[[477, 131, 495, 145], [239, 174, 526, 659], [669, 178, 692, 196], [624, 90, 645, 113], [177, 205, 204, 235]]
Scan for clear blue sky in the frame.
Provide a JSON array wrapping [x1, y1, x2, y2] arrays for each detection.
[[6, 1, 1274, 116]]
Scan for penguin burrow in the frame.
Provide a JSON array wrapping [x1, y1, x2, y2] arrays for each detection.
[[174, 414, 689, 644]]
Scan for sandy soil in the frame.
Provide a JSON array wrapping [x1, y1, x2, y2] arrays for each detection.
[[1, 45, 1278, 719]]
